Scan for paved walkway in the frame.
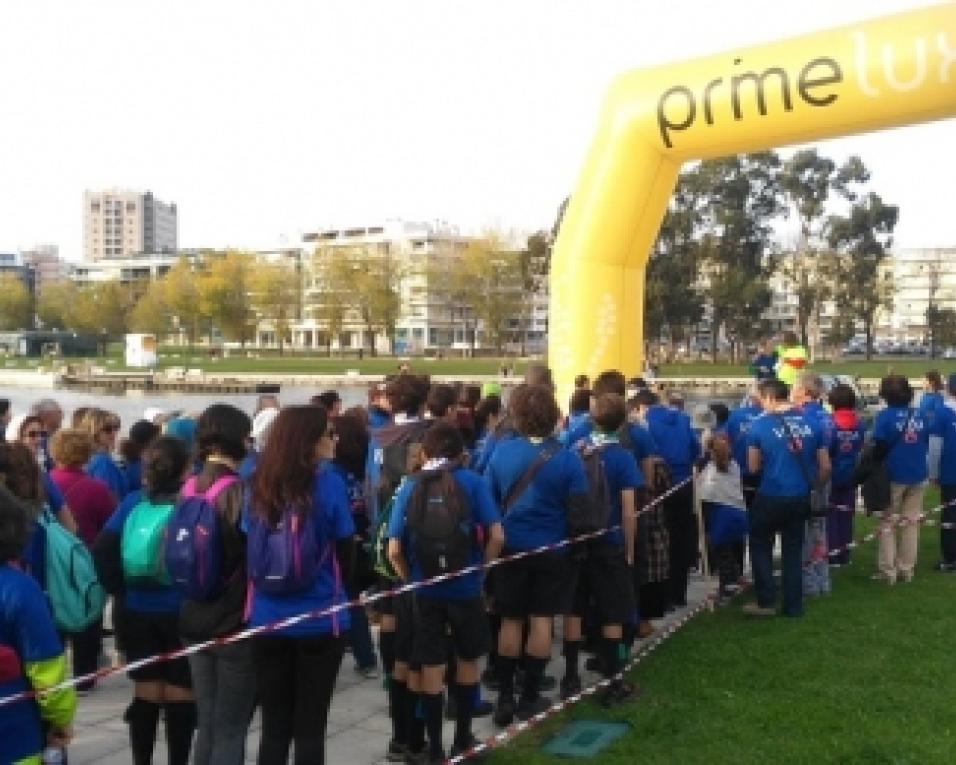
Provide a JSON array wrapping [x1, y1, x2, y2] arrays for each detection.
[[70, 577, 715, 764]]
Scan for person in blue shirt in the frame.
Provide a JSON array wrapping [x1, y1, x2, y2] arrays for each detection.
[[871, 375, 933, 584], [0, 485, 77, 765], [367, 381, 394, 431], [566, 371, 658, 485], [559, 388, 592, 445], [724, 393, 763, 508], [921, 370, 946, 482], [792, 373, 836, 596], [119, 420, 160, 496], [745, 378, 830, 617], [934, 401, 956, 570], [485, 383, 589, 726], [470, 394, 503, 473], [560, 393, 640, 707], [78, 408, 129, 501], [93, 436, 196, 765], [248, 405, 355, 765], [826, 385, 867, 566], [640, 388, 702, 607], [750, 339, 778, 382], [387, 422, 503, 763]]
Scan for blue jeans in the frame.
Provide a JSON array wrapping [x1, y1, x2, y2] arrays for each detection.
[[349, 603, 377, 670], [749, 494, 810, 617]]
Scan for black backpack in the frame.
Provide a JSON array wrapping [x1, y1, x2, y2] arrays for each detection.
[[377, 421, 430, 517], [405, 469, 474, 578], [570, 443, 612, 536]]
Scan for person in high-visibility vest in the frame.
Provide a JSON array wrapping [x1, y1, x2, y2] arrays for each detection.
[[775, 332, 809, 387]]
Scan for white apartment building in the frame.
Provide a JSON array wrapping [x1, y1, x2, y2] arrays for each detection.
[[83, 190, 177, 261], [291, 220, 546, 355], [880, 248, 956, 340]]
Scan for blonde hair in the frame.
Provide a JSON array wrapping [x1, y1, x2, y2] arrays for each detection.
[[50, 429, 95, 468], [77, 408, 121, 449]]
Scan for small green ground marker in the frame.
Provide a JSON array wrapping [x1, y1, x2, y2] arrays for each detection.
[[542, 720, 630, 758]]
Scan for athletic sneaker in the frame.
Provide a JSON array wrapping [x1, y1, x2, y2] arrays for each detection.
[[355, 664, 380, 680], [741, 603, 776, 617], [515, 695, 551, 721], [559, 674, 582, 701], [450, 736, 487, 762], [481, 666, 500, 690], [598, 679, 639, 708], [493, 695, 516, 727], [936, 561, 956, 572]]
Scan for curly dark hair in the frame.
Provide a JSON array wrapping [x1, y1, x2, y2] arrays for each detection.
[[422, 421, 465, 461], [426, 384, 457, 419], [569, 388, 592, 415], [511, 384, 560, 438], [0, 442, 44, 516], [592, 370, 626, 398], [386, 374, 428, 417], [592, 393, 626, 433], [196, 404, 251, 463], [828, 384, 857, 411], [879, 375, 913, 408], [333, 412, 369, 479], [144, 436, 189, 499]]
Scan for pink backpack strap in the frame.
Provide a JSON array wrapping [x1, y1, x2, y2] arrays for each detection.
[[203, 475, 239, 502], [180, 476, 200, 499]]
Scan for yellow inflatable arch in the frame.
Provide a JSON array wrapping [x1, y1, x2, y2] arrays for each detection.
[[549, 2, 956, 404]]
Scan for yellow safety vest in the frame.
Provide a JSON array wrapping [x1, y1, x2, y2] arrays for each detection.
[[776, 346, 809, 386]]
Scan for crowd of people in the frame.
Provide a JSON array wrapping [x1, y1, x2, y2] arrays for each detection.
[[0, 355, 953, 764]]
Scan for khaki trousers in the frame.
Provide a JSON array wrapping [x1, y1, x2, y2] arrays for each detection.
[[878, 482, 926, 582]]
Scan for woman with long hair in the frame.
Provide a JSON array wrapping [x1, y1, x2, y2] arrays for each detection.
[[248, 405, 355, 765]]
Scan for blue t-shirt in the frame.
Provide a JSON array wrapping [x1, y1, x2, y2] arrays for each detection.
[[802, 401, 835, 446], [0, 565, 65, 764], [746, 409, 824, 498], [41, 472, 63, 515], [724, 405, 762, 478], [485, 438, 588, 552], [104, 490, 183, 613], [248, 465, 355, 637], [122, 459, 143, 496], [387, 466, 501, 600], [560, 412, 591, 445], [919, 391, 946, 431], [644, 406, 701, 482], [591, 439, 641, 548], [873, 406, 931, 485], [470, 429, 496, 474], [87, 452, 129, 500], [566, 420, 657, 467], [936, 405, 956, 486], [237, 450, 258, 481], [830, 415, 867, 489]]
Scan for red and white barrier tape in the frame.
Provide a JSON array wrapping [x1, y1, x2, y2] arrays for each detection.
[[445, 595, 714, 764], [827, 494, 956, 558], [0, 478, 693, 709]]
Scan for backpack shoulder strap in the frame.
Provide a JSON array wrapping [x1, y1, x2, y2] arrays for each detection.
[[503, 442, 559, 511], [180, 476, 200, 499], [203, 475, 240, 502]]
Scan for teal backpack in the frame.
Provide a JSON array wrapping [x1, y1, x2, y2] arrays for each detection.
[[37, 507, 106, 632], [121, 497, 175, 586]]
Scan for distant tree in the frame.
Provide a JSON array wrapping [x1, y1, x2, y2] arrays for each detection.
[[310, 249, 349, 355], [250, 261, 299, 353], [199, 251, 254, 345], [926, 305, 956, 356], [0, 276, 34, 330], [37, 282, 78, 331], [163, 257, 204, 344], [827, 192, 899, 360], [129, 279, 171, 337]]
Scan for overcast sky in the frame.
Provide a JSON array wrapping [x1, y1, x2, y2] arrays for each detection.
[[1, 0, 952, 261]]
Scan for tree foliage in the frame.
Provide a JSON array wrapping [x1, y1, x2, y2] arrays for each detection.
[[250, 261, 299, 351], [198, 251, 254, 345], [0, 275, 34, 331]]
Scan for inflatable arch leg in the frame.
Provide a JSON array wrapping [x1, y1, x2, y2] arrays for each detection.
[[549, 2, 956, 405]]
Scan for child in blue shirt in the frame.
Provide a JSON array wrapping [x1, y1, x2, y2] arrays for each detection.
[[560, 394, 640, 707], [0, 485, 76, 765], [827, 385, 867, 565], [387, 422, 503, 763]]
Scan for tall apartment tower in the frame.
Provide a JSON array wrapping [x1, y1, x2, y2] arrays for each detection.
[[83, 189, 177, 261]]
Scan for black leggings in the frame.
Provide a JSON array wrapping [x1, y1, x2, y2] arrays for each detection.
[[253, 634, 346, 765]]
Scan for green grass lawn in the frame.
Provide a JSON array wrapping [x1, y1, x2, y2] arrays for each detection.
[[491, 490, 956, 764]]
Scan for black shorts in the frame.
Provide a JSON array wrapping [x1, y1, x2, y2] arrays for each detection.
[[494, 550, 576, 619], [120, 609, 192, 689], [371, 575, 399, 616], [393, 592, 417, 666], [570, 546, 636, 625], [411, 597, 490, 667]]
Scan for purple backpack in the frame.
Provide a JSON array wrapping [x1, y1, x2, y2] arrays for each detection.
[[246, 503, 325, 595], [165, 475, 239, 600]]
